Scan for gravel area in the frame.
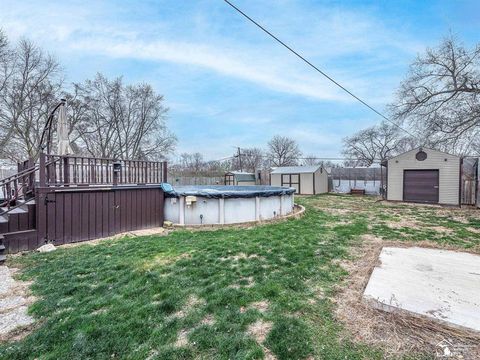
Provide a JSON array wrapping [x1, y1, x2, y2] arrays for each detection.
[[0, 266, 34, 340]]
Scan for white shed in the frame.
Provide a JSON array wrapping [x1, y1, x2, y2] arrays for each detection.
[[224, 171, 256, 186], [270, 165, 328, 195], [386, 147, 461, 206]]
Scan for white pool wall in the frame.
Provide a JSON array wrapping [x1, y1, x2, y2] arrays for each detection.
[[164, 194, 294, 225]]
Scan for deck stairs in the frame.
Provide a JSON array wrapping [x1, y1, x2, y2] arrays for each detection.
[[0, 199, 37, 264], [0, 159, 38, 263]]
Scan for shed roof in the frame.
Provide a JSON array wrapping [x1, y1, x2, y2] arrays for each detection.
[[387, 147, 460, 162], [271, 165, 322, 174]]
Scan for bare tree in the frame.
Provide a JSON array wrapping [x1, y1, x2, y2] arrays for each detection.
[[342, 121, 412, 166], [0, 33, 176, 162], [390, 35, 480, 155], [0, 37, 62, 161], [231, 147, 266, 172], [71, 74, 176, 160], [302, 156, 339, 169], [0, 29, 11, 95], [179, 152, 205, 173], [267, 135, 301, 166], [302, 155, 322, 166]]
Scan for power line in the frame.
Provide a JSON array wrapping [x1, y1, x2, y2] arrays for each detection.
[[210, 153, 383, 163], [223, 0, 417, 139]]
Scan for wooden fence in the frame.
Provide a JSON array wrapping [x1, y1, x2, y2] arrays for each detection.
[[34, 186, 164, 249], [461, 158, 478, 206]]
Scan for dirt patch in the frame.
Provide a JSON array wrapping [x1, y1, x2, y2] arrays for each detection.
[[304, 282, 326, 306], [0, 266, 35, 342], [428, 226, 454, 234], [246, 319, 276, 359], [334, 237, 480, 359], [221, 253, 264, 262], [324, 220, 353, 228], [229, 276, 256, 290], [247, 319, 273, 344], [200, 314, 215, 326], [60, 227, 169, 249], [251, 301, 269, 313], [142, 252, 191, 270], [172, 295, 205, 319], [322, 208, 352, 216], [436, 207, 480, 223], [385, 218, 421, 229], [467, 227, 480, 234], [175, 329, 189, 347]]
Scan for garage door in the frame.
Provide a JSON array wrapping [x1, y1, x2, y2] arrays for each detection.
[[403, 170, 439, 203]]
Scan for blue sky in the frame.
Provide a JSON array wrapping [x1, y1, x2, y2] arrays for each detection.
[[1, 0, 479, 161]]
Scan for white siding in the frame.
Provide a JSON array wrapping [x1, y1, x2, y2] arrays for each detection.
[[300, 173, 314, 194], [236, 180, 256, 186], [314, 168, 328, 194], [270, 173, 281, 187], [387, 148, 460, 205]]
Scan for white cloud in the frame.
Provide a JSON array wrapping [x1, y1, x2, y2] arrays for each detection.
[[69, 37, 350, 102], [0, 0, 423, 105]]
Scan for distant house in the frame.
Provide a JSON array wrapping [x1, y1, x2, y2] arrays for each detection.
[[270, 165, 328, 195], [385, 147, 461, 206], [224, 171, 256, 186]]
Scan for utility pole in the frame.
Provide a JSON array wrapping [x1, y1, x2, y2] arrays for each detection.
[[237, 147, 243, 172]]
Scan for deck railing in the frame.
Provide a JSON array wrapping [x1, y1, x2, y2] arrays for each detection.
[[0, 159, 38, 212], [0, 153, 167, 213], [40, 153, 167, 187]]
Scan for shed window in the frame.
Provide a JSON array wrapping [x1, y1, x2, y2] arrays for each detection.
[[415, 151, 428, 161]]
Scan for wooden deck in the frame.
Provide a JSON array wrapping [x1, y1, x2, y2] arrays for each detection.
[[0, 153, 167, 255]]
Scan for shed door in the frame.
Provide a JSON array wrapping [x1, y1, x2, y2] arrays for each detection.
[[403, 170, 439, 203], [281, 174, 300, 194], [225, 174, 235, 185]]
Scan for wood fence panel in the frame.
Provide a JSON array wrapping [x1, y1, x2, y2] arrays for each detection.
[[5, 187, 164, 253]]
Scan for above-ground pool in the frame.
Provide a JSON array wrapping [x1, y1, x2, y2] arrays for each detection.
[[163, 185, 295, 225]]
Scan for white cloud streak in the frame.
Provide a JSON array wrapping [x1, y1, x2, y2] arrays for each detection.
[[0, 0, 423, 104]]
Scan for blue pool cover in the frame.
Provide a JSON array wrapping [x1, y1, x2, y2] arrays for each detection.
[[161, 184, 295, 199]]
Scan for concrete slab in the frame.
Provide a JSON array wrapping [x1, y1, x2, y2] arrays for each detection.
[[363, 247, 480, 332]]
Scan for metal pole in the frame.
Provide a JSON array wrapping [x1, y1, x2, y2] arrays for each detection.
[[40, 99, 66, 155], [237, 147, 243, 172]]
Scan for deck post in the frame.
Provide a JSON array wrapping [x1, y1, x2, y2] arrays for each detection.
[[39, 153, 46, 187], [27, 158, 35, 195], [113, 169, 119, 186], [163, 162, 168, 183], [63, 157, 70, 186]]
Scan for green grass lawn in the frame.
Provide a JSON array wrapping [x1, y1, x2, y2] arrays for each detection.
[[1, 195, 479, 360]]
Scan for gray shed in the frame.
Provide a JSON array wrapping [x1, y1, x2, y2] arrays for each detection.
[[270, 165, 328, 195], [386, 147, 461, 205], [224, 171, 256, 186]]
